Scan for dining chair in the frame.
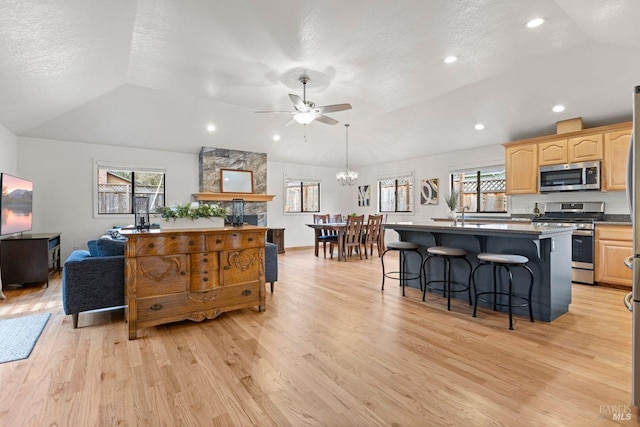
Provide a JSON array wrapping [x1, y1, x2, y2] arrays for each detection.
[[363, 214, 385, 258], [324, 214, 343, 258], [341, 214, 365, 260], [313, 214, 336, 258]]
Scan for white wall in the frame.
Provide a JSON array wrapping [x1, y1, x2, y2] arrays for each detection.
[[18, 137, 199, 260], [0, 124, 17, 174], [266, 160, 351, 248]]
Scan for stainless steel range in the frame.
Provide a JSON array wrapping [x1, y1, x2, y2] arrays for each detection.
[[532, 201, 604, 285]]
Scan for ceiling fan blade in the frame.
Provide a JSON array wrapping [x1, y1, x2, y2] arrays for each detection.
[[315, 114, 339, 125], [315, 103, 352, 114], [255, 110, 295, 114], [284, 117, 298, 127], [289, 94, 306, 110]]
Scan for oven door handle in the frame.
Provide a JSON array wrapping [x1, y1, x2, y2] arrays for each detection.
[[572, 230, 593, 236]]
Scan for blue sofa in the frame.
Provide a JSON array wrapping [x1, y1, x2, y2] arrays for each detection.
[[62, 239, 279, 328]]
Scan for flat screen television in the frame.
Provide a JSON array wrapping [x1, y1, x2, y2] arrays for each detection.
[[0, 173, 33, 236]]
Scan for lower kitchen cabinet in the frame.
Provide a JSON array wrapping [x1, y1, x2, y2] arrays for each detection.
[[595, 224, 632, 288]]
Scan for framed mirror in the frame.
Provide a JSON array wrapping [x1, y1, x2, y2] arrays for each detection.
[[220, 169, 254, 193]]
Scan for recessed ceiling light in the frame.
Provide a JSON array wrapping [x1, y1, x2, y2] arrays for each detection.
[[526, 17, 545, 28], [444, 56, 458, 64], [475, 123, 485, 130], [273, 135, 281, 141], [206, 124, 216, 132], [552, 105, 565, 113]]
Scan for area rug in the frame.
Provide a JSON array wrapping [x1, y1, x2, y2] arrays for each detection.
[[0, 312, 51, 364]]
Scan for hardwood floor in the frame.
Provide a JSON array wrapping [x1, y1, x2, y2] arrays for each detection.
[[0, 249, 638, 425]]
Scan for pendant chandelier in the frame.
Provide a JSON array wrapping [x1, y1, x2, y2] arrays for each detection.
[[336, 124, 358, 186]]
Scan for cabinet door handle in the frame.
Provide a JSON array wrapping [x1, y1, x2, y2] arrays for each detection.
[[181, 271, 186, 275], [203, 277, 208, 282], [248, 237, 254, 241], [203, 258, 208, 263], [189, 241, 194, 246], [223, 265, 230, 270], [148, 243, 154, 248], [242, 289, 252, 296], [150, 303, 163, 311], [232, 233, 238, 237], [216, 239, 222, 244]]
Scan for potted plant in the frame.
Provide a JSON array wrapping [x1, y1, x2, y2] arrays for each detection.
[[443, 191, 459, 220], [155, 202, 226, 229]]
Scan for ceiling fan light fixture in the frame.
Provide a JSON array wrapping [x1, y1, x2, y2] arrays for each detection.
[[336, 124, 358, 186], [293, 111, 316, 125]]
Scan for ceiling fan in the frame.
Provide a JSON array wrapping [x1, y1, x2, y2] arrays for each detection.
[[255, 77, 352, 126]]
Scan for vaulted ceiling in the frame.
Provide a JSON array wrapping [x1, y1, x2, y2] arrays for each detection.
[[1, 0, 639, 167]]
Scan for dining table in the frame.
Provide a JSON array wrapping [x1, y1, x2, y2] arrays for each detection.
[[306, 222, 349, 261]]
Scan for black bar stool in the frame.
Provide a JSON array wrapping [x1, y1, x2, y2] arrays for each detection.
[[381, 241, 424, 296], [471, 253, 535, 330], [421, 246, 473, 311]]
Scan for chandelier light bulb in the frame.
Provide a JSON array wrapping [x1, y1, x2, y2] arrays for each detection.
[[337, 124, 358, 186]]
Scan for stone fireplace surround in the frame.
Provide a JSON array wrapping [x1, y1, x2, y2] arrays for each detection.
[[197, 147, 269, 226]]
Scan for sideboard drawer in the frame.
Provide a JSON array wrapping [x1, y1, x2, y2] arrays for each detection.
[[207, 232, 264, 251], [135, 234, 205, 256], [137, 282, 260, 323], [190, 252, 220, 291]]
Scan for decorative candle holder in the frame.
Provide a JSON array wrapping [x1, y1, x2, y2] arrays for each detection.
[[134, 196, 150, 231], [231, 199, 245, 226]]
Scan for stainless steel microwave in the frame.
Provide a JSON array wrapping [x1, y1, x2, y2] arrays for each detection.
[[539, 161, 600, 192]]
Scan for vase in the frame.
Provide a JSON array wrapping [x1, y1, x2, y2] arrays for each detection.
[[447, 209, 457, 223], [153, 216, 225, 230]]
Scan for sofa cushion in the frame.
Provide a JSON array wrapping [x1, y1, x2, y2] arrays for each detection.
[[93, 238, 126, 257], [87, 240, 99, 257]]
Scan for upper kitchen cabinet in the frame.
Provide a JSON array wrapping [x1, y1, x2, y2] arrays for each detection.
[[603, 126, 632, 191], [505, 143, 538, 194], [504, 120, 632, 194], [538, 139, 568, 166], [568, 134, 603, 163]]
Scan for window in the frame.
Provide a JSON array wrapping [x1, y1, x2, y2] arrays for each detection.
[[97, 166, 165, 214], [378, 175, 413, 213], [450, 165, 506, 213], [284, 180, 320, 213]]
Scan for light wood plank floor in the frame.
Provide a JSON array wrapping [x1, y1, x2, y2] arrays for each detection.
[[0, 248, 638, 426]]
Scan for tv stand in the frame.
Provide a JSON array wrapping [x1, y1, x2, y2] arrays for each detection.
[[0, 233, 61, 287]]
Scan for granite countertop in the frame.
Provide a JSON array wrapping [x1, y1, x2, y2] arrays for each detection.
[[385, 221, 575, 238], [433, 214, 632, 225]]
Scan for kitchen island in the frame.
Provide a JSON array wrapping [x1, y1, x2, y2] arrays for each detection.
[[383, 221, 575, 322]]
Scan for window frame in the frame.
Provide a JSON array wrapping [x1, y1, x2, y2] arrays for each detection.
[[93, 160, 167, 218], [283, 176, 321, 214], [449, 164, 507, 214], [377, 172, 414, 214]]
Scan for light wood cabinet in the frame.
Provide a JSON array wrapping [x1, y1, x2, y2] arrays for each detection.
[[538, 139, 568, 165], [503, 121, 631, 194], [124, 226, 268, 339], [603, 127, 632, 191], [505, 143, 538, 194], [595, 224, 632, 288], [568, 133, 603, 162]]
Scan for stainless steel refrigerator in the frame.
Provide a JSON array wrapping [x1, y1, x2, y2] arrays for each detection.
[[628, 85, 640, 406]]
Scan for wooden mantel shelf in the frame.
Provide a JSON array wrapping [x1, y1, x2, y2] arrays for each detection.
[[192, 192, 276, 202]]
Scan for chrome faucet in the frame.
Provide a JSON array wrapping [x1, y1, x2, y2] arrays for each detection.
[[461, 206, 469, 226]]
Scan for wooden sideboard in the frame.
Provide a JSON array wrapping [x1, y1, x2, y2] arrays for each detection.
[[123, 226, 268, 339]]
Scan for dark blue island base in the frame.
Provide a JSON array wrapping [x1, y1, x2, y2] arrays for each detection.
[[383, 222, 574, 322]]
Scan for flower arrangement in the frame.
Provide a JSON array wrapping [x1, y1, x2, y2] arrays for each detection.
[[443, 190, 459, 211], [156, 202, 226, 221]]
